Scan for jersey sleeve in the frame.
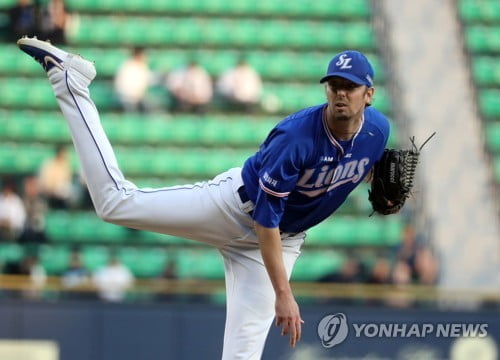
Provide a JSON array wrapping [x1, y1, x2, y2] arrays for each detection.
[[252, 128, 305, 228], [371, 109, 391, 161], [378, 116, 391, 159]]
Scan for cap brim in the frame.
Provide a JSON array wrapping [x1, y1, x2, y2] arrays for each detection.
[[320, 72, 366, 85]]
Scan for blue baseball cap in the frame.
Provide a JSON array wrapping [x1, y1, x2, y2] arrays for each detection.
[[320, 50, 374, 87]]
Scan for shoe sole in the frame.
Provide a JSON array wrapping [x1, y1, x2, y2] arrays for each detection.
[[17, 36, 96, 80], [17, 37, 69, 64]]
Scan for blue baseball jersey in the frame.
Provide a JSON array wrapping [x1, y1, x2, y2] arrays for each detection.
[[241, 104, 390, 233]]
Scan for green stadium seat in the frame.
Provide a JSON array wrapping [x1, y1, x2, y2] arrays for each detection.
[[479, 89, 500, 117], [307, 216, 403, 247], [0, 45, 385, 84], [81, 245, 110, 271], [1, 44, 387, 84], [0, 78, 56, 109], [0, 143, 53, 174], [1, 45, 41, 75], [45, 211, 130, 244], [0, 243, 24, 264], [69, 16, 376, 50], [0, 76, 390, 114], [44, 210, 75, 243], [460, 0, 500, 24], [175, 248, 225, 279], [460, 1, 500, 187], [262, 83, 391, 114], [39, 245, 71, 275], [0, 109, 398, 149], [354, 217, 402, 246], [307, 218, 359, 246], [0, 77, 119, 110], [472, 57, 500, 85], [465, 26, 500, 53], [0, 0, 17, 7], [291, 250, 345, 281], [494, 155, 500, 182], [0, 142, 250, 177], [64, 0, 371, 19], [134, 247, 170, 277], [116, 246, 168, 277], [486, 122, 500, 152], [140, 231, 198, 246]]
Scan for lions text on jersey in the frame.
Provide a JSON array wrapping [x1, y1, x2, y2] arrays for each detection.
[[241, 103, 390, 233]]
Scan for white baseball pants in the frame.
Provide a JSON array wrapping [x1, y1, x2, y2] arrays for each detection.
[[47, 56, 305, 359]]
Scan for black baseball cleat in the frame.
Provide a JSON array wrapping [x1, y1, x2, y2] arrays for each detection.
[[17, 36, 96, 81], [17, 36, 67, 72]]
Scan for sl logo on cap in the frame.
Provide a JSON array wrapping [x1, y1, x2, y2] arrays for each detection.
[[335, 54, 353, 69]]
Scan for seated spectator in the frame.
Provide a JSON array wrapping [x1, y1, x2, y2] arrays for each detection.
[[114, 47, 154, 113], [366, 257, 392, 284], [40, 0, 72, 44], [92, 255, 134, 302], [161, 259, 177, 280], [0, 177, 26, 241], [396, 223, 418, 268], [18, 175, 48, 244], [7, 0, 39, 42], [62, 250, 89, 289], [396, 222, 439, 285], [25, 254, 46, 288], [387, 260, 414, 308], [165, 59, 213, 114], [414, 247, 439, 285], [216, 56, 262, 113], [318, 258, 362, 283], [38, 145, 74, 209]]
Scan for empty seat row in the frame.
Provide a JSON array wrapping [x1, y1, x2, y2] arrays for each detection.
[[0, 110, 400, 175], [479, 89, 500, 117], [292, 250, 346, 281], [459, 0, 500, 24], [306, 215, 403, 247], [63, 0, 371, 19], [0, 107, 400, 148], [465, 25, 500, 53], [471, 56, 500, 85], [495, 156, 500, 181], [0, 44, 386, 82], [0, 242, 351, 281], [0, 242, 223, 278], [42, 204, 399, 247], [45, 210, 202, 246], [0, 77, 392, 114], [0, 110, 279, 147], [69, 16, 375, 50], [263, 83, 391, 114], [0, 142, 252, 177], [486, 122, 500, 152]]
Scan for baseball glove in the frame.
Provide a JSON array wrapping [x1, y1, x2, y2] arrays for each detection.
[[368, 133, 436, 215]]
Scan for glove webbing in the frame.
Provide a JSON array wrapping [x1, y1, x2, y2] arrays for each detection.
[[369, 131, 436, 216], [403, 132, 437, 198]]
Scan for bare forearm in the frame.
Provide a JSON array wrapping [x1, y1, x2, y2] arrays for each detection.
[[254, 222, 291, 296], [254, 221, 303, 347]]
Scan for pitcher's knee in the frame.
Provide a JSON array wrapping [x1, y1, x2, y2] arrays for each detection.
[[95, 206, 117, 223], [94, 193, 131, 225]]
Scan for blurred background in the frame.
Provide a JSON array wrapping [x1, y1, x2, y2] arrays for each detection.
[[0, 0, 498, 359]]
